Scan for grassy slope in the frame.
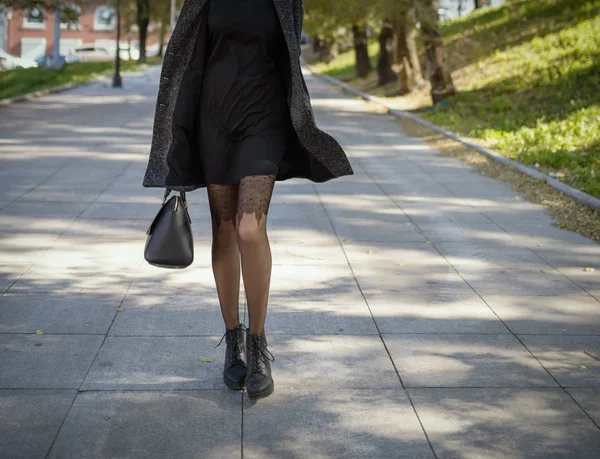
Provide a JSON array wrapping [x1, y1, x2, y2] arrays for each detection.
[[0, 56, 163, 100], [314, 0, 600, 198]]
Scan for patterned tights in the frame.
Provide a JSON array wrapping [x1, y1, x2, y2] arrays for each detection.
[[207, 174, 276, 335]]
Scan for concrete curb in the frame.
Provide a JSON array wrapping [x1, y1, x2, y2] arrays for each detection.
[[0, 63, 161, 107], [306, 65, 600, 213]]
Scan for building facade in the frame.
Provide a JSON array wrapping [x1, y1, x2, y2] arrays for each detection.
[[1, 2, 163, 59]]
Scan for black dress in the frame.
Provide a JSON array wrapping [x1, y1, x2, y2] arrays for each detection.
[[194, 0, 293, 185]]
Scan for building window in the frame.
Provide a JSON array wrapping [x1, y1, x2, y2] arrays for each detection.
[[60, 5, 81, 30], [23, 7, 45, 29], [93, 6, 116, 31]]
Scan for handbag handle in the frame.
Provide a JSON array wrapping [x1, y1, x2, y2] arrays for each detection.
[[162, 188, 191, 223], [163, 188, 187, 205]]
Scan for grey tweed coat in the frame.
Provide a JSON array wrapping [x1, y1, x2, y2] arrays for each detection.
[[142, 0, 354, 192]]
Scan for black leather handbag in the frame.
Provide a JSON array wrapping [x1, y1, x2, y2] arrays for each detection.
[[144, 189, 194, 269]]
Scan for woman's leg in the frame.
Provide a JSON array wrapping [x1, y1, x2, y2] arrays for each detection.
[[235, 174, 277, 335], [207, 184, 241, 329]]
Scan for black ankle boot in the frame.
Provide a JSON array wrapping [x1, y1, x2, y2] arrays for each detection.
[[245, 329, 275, 400], [215, 324, 247, 390]]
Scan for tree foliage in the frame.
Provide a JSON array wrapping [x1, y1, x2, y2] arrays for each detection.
[[305, 0, 455, 102]]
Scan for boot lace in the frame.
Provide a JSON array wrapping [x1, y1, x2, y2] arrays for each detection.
[[247, 331, 275, 376], [215, 324, 247, 364]]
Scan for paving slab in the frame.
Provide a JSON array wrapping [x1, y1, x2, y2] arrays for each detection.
[[264, 334, 400, 390], [267, 215, 337, 240], [16, 183, 109, 203], [566, 389, 600, 425], [268, 265, 359, 300], [243, 388, 434, 459], [184, 239, 350, 267], [80, 201, 163, 220], [8, 241, 142, 293], [341, 241, 473, 297], [434, 240, 584, 295], [408, 388, 600, 459], [482, 294, 600, 335], [0, 334, 105, 388], [518, 335, 600, 387], [329, 214, 427, 242], [0, 234, 60, 265], [62, 218, 149, 239], [111, 294, 232, 336], [48, 390, 241, 459], [414, 220, 508, 243], [0, 389, 77, 459], [0, 264, 28, 294], [384, 334, 558, 388], [128, 264, 220, 296], [81, 336, 230, 390], [0, 293, 121, 334], [366, 292, 509, 334], [264, 294, 378, 335], [1, 200, 90, 220]]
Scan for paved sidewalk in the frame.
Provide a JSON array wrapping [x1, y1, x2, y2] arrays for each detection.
[[1, 65, 599, 458]]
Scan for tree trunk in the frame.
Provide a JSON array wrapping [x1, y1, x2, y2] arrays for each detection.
[[320, 40, 338, 63], [393, 7, 424, 95], [136, 0, 150, 63], [404, 7, 424, 86], [416, 0, 456, 103], [158, 20, 167, 57], [474, 0, 485, 8], [377, 21, 395, 86], [352, 23, 372, 78], [393, 12, 413, 95]]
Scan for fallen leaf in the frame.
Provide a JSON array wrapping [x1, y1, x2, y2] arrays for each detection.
[[426, 241, 432, 244], [200, 357, 213, 363], [579, 365, 587, 369], [35, 329, 43, 335], [396, 263, 406, 267], [394, 272, 402, 275], [117, 307, 124, 312], [583, 267, 595, 272], [367, 250, 373, 254]]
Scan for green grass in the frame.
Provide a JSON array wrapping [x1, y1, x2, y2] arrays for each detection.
[[313, 0, 600, 198], [0, 56, 163, 100]]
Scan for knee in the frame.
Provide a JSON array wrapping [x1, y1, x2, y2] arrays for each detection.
[[212, 219, 237, 246], [236, 216, 266, 246]]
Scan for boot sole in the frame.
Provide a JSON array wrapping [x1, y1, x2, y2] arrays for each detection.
[[224, 377, 246, 391], [247, 383, 274, 400]]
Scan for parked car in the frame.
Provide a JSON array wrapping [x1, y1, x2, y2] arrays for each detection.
[[66, 43, 140, 63], [66, 45, 112, 63], [0, 49, 38, 71]]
